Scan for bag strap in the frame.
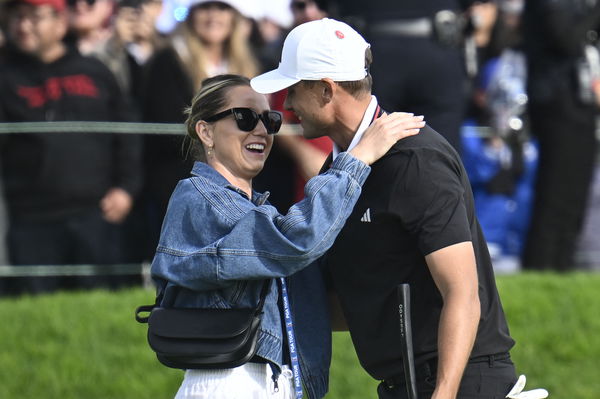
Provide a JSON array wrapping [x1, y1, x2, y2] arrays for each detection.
[[135, 280, 272, 323], [135, 289, 163, 324], [254, 279, 272, 316]]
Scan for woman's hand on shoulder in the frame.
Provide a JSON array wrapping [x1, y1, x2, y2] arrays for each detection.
[[350, 112, 425, 165]]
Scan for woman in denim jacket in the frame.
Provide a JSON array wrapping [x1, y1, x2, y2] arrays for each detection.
[[150, 74, 425, 399]]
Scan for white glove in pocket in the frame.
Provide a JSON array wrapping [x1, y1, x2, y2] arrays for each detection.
[[506, 375, 549, 399]]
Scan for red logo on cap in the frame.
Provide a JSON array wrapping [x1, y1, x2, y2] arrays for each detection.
[[335, 30, 345, 39]]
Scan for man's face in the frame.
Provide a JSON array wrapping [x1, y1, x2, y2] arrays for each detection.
[[191, 2, 235, 46], [134, 0, 161, 40], [291, 0, 327, 25], [67, 0, 112, 34], [284, 81, 330, 140], [7, 4, 66, 56], [114, 6, 139, 43]]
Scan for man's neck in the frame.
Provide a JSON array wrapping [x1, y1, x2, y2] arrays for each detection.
[[329, 94, 373, 151], [77, 28, 111, 55]]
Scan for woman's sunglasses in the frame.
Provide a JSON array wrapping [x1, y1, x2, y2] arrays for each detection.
[[204, 108, 283, 135]]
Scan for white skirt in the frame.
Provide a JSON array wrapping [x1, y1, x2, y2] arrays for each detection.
[[174, 363, 295, 399]]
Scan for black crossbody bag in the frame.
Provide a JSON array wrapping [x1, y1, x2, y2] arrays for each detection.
[[135, 280, 271, 370]]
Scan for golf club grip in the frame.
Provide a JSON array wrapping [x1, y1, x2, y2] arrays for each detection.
[[397, 284, 418, 399]]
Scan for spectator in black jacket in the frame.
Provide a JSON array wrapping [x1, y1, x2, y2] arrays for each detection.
[[0, 0, 142, 295], [522, 0, 600, 271], [330, 0, 478, 153]]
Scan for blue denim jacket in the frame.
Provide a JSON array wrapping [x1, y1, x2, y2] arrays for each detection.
[[151, 151, 370, 399]]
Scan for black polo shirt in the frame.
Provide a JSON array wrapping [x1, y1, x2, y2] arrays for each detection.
[[324, 125, 515, 381]]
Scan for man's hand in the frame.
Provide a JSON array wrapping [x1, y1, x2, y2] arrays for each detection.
[[100, 187, 133, 224]]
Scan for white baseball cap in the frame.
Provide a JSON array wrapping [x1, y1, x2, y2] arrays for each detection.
[[251, 18, 370, 94]]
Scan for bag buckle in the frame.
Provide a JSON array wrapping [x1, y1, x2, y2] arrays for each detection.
[[135, 304, 155, 323]]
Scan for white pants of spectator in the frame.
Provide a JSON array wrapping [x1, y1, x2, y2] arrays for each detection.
[[174, 363, 295, 399]]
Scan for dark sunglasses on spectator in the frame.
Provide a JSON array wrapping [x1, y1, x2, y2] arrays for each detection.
[[204, 108, 283, 135], [291, 1, 307, 11], [67, 0, 96, 6]]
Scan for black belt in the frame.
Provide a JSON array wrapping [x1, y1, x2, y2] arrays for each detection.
[[470, 352, 511, 364], [383, 352, 511, 389]]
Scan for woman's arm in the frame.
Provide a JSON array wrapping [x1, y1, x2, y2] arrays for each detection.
[[152, 152, 370, 290]]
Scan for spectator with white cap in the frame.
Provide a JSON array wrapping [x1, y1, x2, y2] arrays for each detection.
[[138, 0, 260, 260]]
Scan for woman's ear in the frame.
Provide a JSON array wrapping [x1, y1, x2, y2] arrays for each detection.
[[196, 120, 214, 148]]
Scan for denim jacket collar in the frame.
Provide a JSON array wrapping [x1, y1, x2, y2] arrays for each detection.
[[191, 162, 270, 205]]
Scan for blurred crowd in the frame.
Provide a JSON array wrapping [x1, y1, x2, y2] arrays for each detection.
[[0, 0, 599, 296]]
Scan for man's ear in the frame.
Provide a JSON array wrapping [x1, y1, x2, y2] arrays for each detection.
[[196, 120, 214, 148], [320, 78, 336, 103]]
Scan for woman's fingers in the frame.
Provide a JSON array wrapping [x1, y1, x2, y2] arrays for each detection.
[[375, 112, 426, 138], [350, 112, 426, 165]]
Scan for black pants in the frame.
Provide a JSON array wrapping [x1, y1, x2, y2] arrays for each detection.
[[377, 355, 517, 399], [522, 90, 597, 270], [1, 208, 127, 296], [369, 35, 467, 153]]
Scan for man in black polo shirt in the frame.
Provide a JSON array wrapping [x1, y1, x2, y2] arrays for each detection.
[[252, 18, 546, 399]]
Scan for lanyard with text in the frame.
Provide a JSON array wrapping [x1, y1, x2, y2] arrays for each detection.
[[279, 277, 303, 399]]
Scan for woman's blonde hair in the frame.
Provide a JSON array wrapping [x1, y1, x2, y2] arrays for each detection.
[[175, 5, 260, 90]]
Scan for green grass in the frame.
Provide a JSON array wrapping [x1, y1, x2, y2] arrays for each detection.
[[497, 273, 600, 399], [0, 272, 598, 398], [0, 289, 181, 398]]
